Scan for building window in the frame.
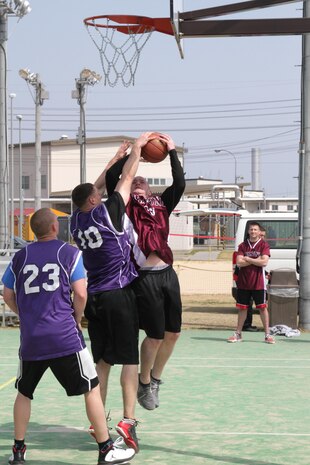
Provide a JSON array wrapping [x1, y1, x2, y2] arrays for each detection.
[[22, 175, 29, 190], [147, 178, 166, 186], [287, 205, 294, 211], [41, 174, 47, 189], [271, 205, 278, 211]]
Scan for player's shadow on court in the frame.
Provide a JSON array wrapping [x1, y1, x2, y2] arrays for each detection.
[[1, 420, 97, 465], [141, 443, 283, 465]]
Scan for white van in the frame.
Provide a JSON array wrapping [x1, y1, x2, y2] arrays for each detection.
[[232, 210, 298, 298]]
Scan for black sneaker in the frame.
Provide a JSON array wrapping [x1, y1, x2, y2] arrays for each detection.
[[98, 443, 135, 464], [243, 325, 258, 332], [8, 445, 26, 465]]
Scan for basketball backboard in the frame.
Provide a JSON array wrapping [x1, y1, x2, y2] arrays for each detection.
[[170, 0, 184, 58]]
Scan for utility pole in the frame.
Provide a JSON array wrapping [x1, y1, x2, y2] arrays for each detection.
[[9, 92, 16, 248], [298, 1, 310, 329], [0, 1, 31, 248], [16, 114, 23, 238], [0, 10, 8, 248]]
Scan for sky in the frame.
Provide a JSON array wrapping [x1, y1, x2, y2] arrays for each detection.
[[5, 0, 303, 197]]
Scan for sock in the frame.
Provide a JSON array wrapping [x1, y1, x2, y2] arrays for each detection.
[[139, 377, 150, 387], [14, 439, 25, 450], [98, 438, 113, 453], [150, 371, 161, 383]]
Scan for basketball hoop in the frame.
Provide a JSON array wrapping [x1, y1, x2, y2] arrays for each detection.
[[84, 15, 173, 87]]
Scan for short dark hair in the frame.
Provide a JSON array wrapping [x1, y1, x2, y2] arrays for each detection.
[[248, 221, 262, 230], [30, 208, 56, 239], [71, 183, 94, 208]]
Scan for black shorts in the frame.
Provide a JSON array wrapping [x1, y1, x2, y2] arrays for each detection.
[[85, 285, 139, 366], [132, 265, 182, 339], [236, 289, 267, 310], [16, 348, 99, 400]]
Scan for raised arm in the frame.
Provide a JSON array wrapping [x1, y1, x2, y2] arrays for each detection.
[[116, 132, 153, 205], [94, 140, 131, 196], [159, 134, 186, 214]]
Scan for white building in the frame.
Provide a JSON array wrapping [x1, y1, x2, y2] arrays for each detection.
[[11, 136, 298, 250]]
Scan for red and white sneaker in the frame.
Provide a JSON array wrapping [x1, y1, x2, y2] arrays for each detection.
[[227, 332, 242, 343], [115, 418, 139, 453], [88, 424, 96, 440], [265, 334, 275, 344]]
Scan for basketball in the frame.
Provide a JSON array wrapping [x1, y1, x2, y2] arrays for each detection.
[[141, 134, 168, 163]]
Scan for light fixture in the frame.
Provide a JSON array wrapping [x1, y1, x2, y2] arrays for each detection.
[[14, 0, 31, 16], [79, 68, 102, 85], [19, 68, 37, 85]]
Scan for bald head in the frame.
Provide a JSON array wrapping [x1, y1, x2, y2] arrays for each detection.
[[131, 176, 152, 197], [30, 208, 58, 240]]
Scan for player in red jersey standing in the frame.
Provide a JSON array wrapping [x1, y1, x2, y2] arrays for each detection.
[[228, 222, 275, 344]]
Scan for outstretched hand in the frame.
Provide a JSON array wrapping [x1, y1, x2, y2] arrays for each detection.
[[116, 140, 131, 160], [156, 133, 175, 151], [135, 132, 155, 149]]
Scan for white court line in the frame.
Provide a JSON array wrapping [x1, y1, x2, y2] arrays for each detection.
[[0, 428, 309, 437], [172, 357, 310, 361], [170, 365, 310, 368]]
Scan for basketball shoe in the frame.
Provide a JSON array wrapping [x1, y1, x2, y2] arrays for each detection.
[[115, 418, 139, 453], [8, 445, 26, 465], [137, 380, 156, 410], [227, 332, 242, 343], [98, 441, 135, 465], [265, 334, 275, 344], [150, 374, 162, 408]]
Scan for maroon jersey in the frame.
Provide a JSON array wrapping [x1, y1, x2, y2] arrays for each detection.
[[126, 194, 173, 266], [236, 239, 270, 290]]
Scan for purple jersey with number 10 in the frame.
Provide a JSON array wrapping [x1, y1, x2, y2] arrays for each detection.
[[70, 200, 137, 294], [8, 240, 86, 361]]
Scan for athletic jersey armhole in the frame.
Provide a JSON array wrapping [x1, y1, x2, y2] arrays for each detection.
[[105, 192, 125, 232]]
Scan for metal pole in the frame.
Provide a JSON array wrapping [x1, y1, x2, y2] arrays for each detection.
[[0, 12, 8, 248], [78, 82, 86, 183], [298, 1, 310, 329], [17, 114, 23, 238], [215, 149, 238, 184], [9, 92, 15, 248], [35, 76, 41, 211]]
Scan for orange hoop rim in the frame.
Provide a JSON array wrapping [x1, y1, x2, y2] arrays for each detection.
[[84, 14, 173, 35]]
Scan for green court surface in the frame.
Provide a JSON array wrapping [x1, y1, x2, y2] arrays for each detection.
[[1, 328, 310, 465]]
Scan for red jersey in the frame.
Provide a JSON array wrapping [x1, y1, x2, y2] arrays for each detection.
[[236, 238, 270, 290], [126, 194, 173, 266]]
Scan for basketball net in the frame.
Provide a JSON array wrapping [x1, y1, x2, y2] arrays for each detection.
[[84, 16, 155, 87]]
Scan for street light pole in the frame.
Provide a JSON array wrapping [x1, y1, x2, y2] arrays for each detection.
[[16, 114, 23, 238], [9, 92, 16, 248], [19, 69, 49, 211], [215, 149, 238, 184], [72, 69, 101, 183]]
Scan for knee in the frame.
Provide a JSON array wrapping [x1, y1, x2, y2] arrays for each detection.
[[164, 332, 180, 344]]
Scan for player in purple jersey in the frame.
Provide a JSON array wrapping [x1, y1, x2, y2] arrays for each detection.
[[70, 132, 153, 453], [2, 208, 135, 465], [228, 222, 275, 344], [106, 133, 186, 411]]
